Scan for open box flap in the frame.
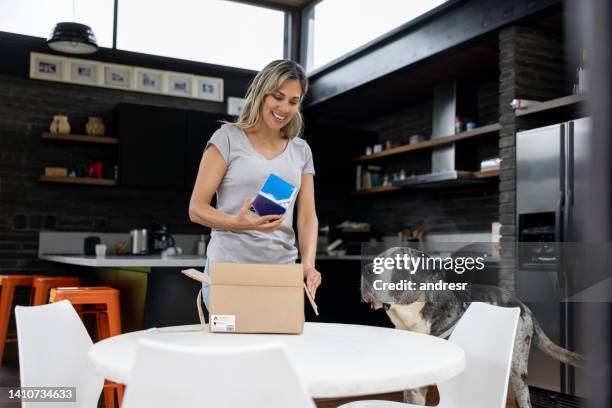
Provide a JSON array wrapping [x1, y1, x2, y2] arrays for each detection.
[[181, 264, 319, 316]]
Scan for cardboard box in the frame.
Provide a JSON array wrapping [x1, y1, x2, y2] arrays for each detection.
[[184, 263, 307, 334]]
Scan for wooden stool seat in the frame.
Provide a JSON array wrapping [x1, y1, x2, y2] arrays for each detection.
[[31, 276, 82, 306], [49, 286, 124, 407], [0, 275, 35, 365]]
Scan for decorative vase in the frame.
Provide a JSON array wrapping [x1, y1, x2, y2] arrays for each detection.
[[85, 116, 105, 136], [50, 115, 71, 134]]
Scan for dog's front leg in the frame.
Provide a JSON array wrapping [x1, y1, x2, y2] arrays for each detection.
[[404, 387, 428, 405], [385, 303, 432, 405]]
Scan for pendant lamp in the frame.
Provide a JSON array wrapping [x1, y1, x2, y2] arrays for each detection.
[[47, 21, 98, 54]]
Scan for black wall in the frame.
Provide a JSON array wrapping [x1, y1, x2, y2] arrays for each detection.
[[0, 33, 255, 274], [306, 78, 501, 237]]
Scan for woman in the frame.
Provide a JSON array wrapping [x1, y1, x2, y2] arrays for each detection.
[[188, 60, 321, 309]]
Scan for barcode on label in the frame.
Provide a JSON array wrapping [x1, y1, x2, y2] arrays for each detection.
[[211, 314, 236, 332]]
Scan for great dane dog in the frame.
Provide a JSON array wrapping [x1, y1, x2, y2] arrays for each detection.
[[361, 247, 583, 408]]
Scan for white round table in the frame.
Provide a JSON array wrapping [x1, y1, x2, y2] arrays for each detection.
[[88, 322, 465, 399]]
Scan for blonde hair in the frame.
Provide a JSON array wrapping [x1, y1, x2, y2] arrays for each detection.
[[233, 60, 308, 139]]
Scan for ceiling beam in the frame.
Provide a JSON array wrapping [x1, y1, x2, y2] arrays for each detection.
[[307, 0, 562, 108]]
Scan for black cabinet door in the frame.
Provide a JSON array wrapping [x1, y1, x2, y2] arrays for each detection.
[[118, 104, 187, 188], [185, 111, 231, 190]]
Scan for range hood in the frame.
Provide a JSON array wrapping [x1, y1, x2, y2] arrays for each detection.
[[392, 81, 478, 187], [392, 170, 476, 187]]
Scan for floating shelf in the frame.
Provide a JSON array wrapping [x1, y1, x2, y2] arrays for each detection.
[[40, 176, 117, 186], [514, 94, 587, 117], [473, 168, 500, 178], [353, 123, 501, 162], [41, 132, 119, 145], [351, 185, 400, 195], [352, 169, 498, 195]]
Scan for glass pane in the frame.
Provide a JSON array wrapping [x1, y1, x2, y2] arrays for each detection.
[[0, 0, 114, 47], [311, 0, 448, 70], [117, 0, 285, 71]]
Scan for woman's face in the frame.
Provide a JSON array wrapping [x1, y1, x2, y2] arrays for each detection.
[[260, 78, 302, 133]]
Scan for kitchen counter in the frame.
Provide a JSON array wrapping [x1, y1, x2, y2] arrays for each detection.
[[39, 254, 206, 267]]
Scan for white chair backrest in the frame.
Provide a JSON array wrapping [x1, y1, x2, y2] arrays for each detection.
[[15, 300, 104, 408], [438, 302, 520, 408], [122, 339, 316, 408]]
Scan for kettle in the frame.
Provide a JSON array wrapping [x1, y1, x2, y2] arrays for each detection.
[[130, 229, 148, 255], [148, 223, 176, 253]]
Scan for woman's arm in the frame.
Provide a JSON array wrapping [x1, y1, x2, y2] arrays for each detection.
[[297, 174, 322, 297], [189, 145, 284, 232]]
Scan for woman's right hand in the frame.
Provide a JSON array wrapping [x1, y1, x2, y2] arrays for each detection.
[[233, 197, 284, 232]]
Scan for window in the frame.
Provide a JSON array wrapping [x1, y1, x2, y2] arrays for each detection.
[[306, 0, 449, 71], [117, 0, 285, 71], [0, 0, 114, 47]]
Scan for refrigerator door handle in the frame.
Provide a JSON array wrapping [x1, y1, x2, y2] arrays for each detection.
[[564, 122, 575, 239], [556, 124, 565, 242]]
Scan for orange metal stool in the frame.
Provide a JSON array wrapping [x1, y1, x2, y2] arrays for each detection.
[[0, 275, 35, 365], [31, 276, 82, 306], [49, 287, 124, 408]]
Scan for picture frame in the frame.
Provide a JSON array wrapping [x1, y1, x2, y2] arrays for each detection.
[[69, 58, 100, 86], [166, 72, 193, 98], [30, 53, 65, 82], [194, 75, 224, 102], [28, 52, 225, 104], [227, 97, 246, 116], [135, 68, 164, 94], [103, 63, 132, 89]]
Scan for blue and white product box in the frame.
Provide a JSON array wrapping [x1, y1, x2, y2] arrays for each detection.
[[251, 174, 297, 216]]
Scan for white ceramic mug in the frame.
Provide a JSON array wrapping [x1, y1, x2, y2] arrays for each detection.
[[95, 244, 107, 258]]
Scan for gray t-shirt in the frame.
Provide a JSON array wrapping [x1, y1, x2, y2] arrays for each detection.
[[205, 123, 315, 264]]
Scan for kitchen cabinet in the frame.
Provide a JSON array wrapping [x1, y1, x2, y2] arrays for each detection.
[[117, 103, 230, 189], [118, 103, 187, 189], [185, 110, 231, 189]]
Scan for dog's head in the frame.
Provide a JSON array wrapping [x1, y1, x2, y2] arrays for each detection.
[[361, 246, 438, 310]]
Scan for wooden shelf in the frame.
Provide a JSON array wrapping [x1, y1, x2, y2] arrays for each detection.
[[41, 132, 119, 144], [40, 176, 117, 186], [473, 168, 500, 178], [515, 94, 587, 117], [353, 169, 498, 194], [353, 123, 501, 162], [351, 185, 400, 195]]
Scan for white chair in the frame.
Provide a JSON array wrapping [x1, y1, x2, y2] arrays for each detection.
[[121, 339, 316, 408], [15, 300, 105, 408], [339, 302, 520, 408]]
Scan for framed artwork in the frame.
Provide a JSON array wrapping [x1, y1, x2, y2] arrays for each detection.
[[227, 97, 246, 116], [103, 64, 132, 89], [194, 75, 224, 102], [166, 72, 193, 97], [28, 52, 225, 104], [135, 68, 163, 93], [30, 53, 65, 82], [69, 58, 100, 85]]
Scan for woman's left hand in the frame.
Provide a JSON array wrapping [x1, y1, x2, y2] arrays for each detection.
[[304, 265, 322, 299]]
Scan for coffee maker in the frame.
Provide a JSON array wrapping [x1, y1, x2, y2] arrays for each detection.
[[148, 223, 175, 253]]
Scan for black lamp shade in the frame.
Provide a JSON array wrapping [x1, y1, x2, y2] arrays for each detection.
[[47, 22, 98, 54]]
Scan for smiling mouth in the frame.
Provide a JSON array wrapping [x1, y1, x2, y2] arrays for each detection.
[[271, 111, 286, 122]]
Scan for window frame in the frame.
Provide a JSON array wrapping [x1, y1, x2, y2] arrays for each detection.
[[112, 0, 291, 67], [300, 0, 457, 74]]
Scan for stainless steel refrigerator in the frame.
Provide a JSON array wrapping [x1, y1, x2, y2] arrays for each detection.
[[516, 117, 589, 402]]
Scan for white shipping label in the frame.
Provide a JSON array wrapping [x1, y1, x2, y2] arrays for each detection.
[[210, 314, 236, 332]]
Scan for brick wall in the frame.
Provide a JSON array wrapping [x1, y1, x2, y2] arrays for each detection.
[[349, 80, 500, 237], [498, 26, 568, 288], [0, 37, 254, 274]]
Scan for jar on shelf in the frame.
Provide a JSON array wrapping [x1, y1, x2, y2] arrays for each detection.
[[50, 115, 71, 134], [85, 116, 106, 136]]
